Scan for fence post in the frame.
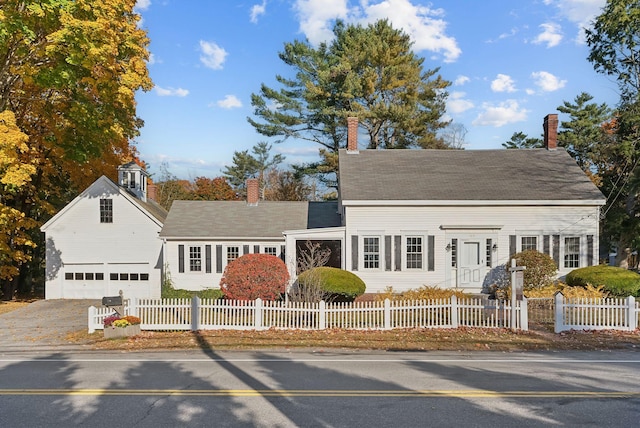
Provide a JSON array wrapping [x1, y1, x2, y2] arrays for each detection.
[[88, 306, 96, 334], [626, 296, 636, 331], [451, 295, 458, 328], [319, 300, 326, 330], [554, 292, 564, 333], [255, 298, 263, 329], [520, 297, 528, 331], [191, 296, 200, 331], [129, 297, 138, 318], [384, 299, 391, 329]]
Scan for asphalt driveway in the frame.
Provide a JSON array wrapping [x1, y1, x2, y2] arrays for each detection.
[[0, 299, 100, 351]]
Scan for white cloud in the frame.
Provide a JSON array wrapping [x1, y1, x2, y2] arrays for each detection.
[[216, 95, 243, 109], [447, 91, 474, 114], [293, 0, 461, 62], [454, 75, 470, 86], [551, 0, 607, 43], [199, 40, 228, 70], [135, 0, 151, 11], [361, 0, 461, 62], [155, 86, 189, 97], [531, 71, 567, 92], [146, 53, 156, 65], [491, 74, 516, 93], [294, 0, 350, 46], [472, 100, 529, 127], [250, 0, 267, 24], [533, 23, 563, 48]]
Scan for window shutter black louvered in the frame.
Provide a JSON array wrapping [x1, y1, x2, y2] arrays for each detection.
[[351, 235, 358, 271], [178, 245, 184, 273], [587, 235, 594, 266], [205, 245, 212, 273], [216, 245, 222, 273], [428, 235, 435, 271], [553, 235, 560, 268], [394, 236, 401, 271], [385, 236, 392, 271]]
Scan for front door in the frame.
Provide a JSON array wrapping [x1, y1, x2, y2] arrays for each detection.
[[458, 239, 485, 289]]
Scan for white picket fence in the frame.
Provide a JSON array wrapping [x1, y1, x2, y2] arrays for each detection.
[[88, 296, 528, 333], [554, 293, 639, 333]]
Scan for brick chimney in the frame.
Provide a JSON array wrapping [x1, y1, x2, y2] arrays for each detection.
[[246, 178, 259, 205], [147, 183, 157, 202], [543, 114, 558, 150], [347, 116, 359, 152]]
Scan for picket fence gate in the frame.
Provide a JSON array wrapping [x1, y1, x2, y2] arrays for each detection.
[[554, 293, 639, 333], [88, 296, 528, 333]]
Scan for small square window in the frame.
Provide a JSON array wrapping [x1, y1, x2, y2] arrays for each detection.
[[522, 236, 538, 251], [140, 273, 149, 281], [85, 272, 94, 280], [75, 273, 83, 280], [65, 272, 74, 280], [110, 273, 118, 280], [130, 273, 139, 281], [96, 273, 104, 280], [264, 246, 277, 256], [120, 273, 129, 280]]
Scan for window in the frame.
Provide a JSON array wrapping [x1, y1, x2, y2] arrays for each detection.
[[263, 246, 278, 256], [129, 172, 135, 189], [522, 236, 538, 251], [190, 246, 202, 271], [100, 199, 113, 223], [406, 237, 423, 269], [451, 239, 458, 267], [486, 239, 493, 267], [74, 273, 83, 280], [363, 237, 380, 269], [140, 273, 149, 281], [110, 273, 118, 280], [85, 273, 94, 280], [65, 272, 73, 280], [119, 273, 129, 280], [96, 273, 104, 280], [564, 237, 580, 268], [227, 246, 239, 264], [130, 273, 139, 281]]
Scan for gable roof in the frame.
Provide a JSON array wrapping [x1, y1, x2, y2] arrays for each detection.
[[338, 148, 606, 204], [41, 176, 167, 231], [160, 200, 341, 239]]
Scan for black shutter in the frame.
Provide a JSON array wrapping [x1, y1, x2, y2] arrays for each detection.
[[254, 245, 260, 254], [351, 235, 358, 271], [553, 235, 560, 268], [280, 245, 286, 262], [178, 245, 184, 273], [205, 245, 212, 273], [587, 235, 594, 266], [543, 235, 550, 255], [243, 245, 250, 255], [509, 235, 516, 257], [385, 236, 392, 271], [427, 235, 435, 271], [394, 235, 401, 271], [216, 245, 222, 273]]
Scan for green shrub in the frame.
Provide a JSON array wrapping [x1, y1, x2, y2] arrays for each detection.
[[220, 254, 289, 300], [566, 265, 640, 297], [161, 282, 224, 300], [508, 250, 557, 290], [297, 267, 365, 301]]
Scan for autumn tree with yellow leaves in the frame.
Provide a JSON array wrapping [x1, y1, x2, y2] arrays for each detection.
[[0, 0, 152, 299]]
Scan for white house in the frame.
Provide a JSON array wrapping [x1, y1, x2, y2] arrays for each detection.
[[159, 115, 606, 295], [41, 162, 167, 299]]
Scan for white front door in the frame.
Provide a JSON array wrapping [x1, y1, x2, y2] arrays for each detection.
[[458, 240, 485, 289]]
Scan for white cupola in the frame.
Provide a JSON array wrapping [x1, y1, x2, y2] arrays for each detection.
[[117, 161, 150, 202]]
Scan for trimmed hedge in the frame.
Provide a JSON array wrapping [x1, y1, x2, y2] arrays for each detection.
[[565, 265, 640, 297], [161, 282, 224, 300], [220, 254, 289, 300], [297, 267, 366, 301], [508, 250, 557, 290]]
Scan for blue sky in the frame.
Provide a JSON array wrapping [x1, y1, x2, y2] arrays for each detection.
[[133, 0, 618, 180]]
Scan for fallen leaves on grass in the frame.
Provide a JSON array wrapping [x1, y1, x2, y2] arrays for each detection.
[[65, 327, 640, 352]]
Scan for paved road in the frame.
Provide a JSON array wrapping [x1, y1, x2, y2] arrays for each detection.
[[0, 299, 99, 351], [0, 350, 639, 427]]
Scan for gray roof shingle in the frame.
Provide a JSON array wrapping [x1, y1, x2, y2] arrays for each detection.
[[338, 148, 605, 202], [160, 200, 341, 238]]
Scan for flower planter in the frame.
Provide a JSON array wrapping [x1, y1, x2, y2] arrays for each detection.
[[104, 324, 141, 339]]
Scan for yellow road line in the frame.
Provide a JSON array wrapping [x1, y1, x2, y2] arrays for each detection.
[[0, 389, 638, 398]]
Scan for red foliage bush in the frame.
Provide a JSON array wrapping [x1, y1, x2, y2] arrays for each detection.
[[220, 254, 289, 300]]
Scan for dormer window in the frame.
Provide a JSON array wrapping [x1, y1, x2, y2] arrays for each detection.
[[100, 198, 113, 223], [129, 172, 135, 189], [122, 174, 129, 187]]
